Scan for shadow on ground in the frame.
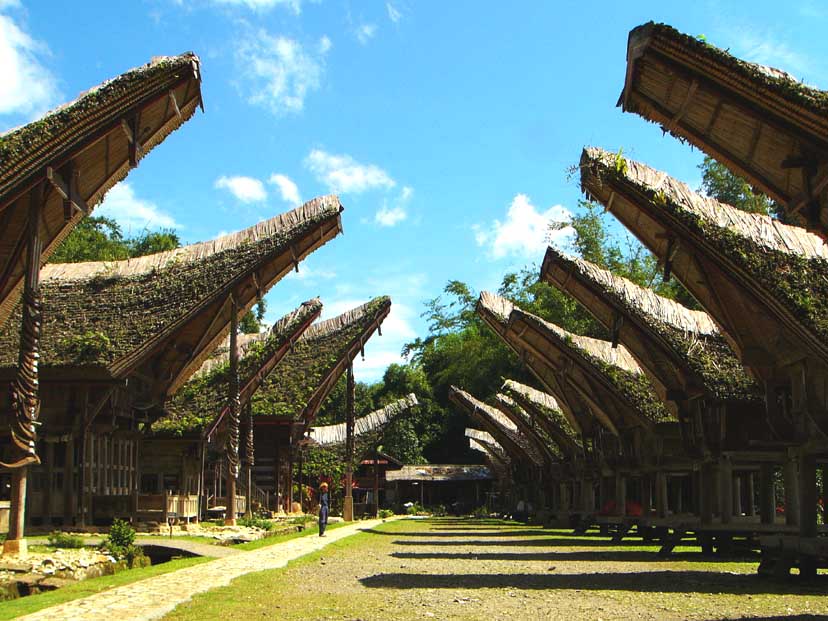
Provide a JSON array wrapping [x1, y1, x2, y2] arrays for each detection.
[[389, 550, 759, 563]]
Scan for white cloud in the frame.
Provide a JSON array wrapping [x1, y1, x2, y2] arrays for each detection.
[[285, 262, 336, 283], [474, 194, 574, 260], [96, 182, 179, 233], [305, 149, 395, 194], [355, 23, 377, 45], [318, 35, 332, 54], [374, 185, 413, 227], [211, 0, 301, 13], [215, 175, 267, 202], [729, 28, 811, 77], [268, 173, 301, 206], [386, 2, 401, 23], [235, 30, 328, 115], [0, 11, 60, 118]]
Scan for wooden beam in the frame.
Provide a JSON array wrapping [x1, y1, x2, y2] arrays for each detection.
[[46, 165, 89, 216], [168, 90, 182, 119]]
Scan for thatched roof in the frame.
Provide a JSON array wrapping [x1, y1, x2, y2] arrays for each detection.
[[541, 247, 760, 402], [151, 299, 323, 437], [448, 386, 544, 467], [465, 428, 508, 462], [507, 305, 672, 430], [0, 53, 203, 326], [307, 394, 418, 447], [500, 380, 582, 457], [476, 291, 514, 334], [493, 393, 561, 463], [386, 464, 493, 483], [620, 22, 828, 234], [0, 196, 343, 398], [251, 296, 391, 422], [580, 146, 828, 366]]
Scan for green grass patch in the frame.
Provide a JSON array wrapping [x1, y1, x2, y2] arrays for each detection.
[[0, 556, 212, 620], [231, 520, 349, 551]]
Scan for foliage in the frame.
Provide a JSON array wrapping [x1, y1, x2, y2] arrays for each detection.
[[47, 531, 85, 549], [103, 519, 144, 568], [378, 508, 394, 519], [240, 300, 268, 334], [698, 156, 783, 218], [471, 506, 490, 518], [238, 516, 275, 531], [50, 216, 181, 264], [405, 502, 426, 515], [56, 331, 113, 364]]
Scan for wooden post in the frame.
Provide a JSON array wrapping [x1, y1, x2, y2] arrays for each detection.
[[297, 442, 304, 514], [821, 466, 828, 527], [759, 463, 775, 524], [374, 450, 380, 517], [732, 473, 742, 517], [224, 298, 240, 526], [274, 442, 281, 513], [700, 462, 714, 525], [343, 363, 355, 522], [799, 454, 818, 538], [245, 404, 254, 519], [614, 472, 626, 517], [746, 471, 756, 517], [783, 457, 800, 527], [64, 436, 74, 523], [641, 474, 653, 515], [4, 185, 45, 557], [655, 471, 668, 518], [719, 457, 733, 524], [286, 440, 293, 512]]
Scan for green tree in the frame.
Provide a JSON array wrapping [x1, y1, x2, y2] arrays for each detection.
[[239, 300, 268, 334], [127, 229, 180, 256], [698, 156, 781, 217], [50, 217, 131, 263]]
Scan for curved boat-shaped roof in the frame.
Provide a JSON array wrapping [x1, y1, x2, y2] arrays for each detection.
[[449, 386, 544, 467], [541, 247, 760, 404], [620, 22, 828, 235], [0, 196, 343, 401], [500, 380, 582, 458], [0, 53, 203, 325], [580, 146, 828, 376], [493, 393, 561, 464], [307, 394, 418, 447], [252, 296, 391, 423], [152, 299, 323, 437]]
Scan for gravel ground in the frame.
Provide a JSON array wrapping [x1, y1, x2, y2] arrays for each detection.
[[164, 517, 828, 620]]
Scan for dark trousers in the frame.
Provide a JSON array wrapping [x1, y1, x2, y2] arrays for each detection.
[[319, 506, 328, 535]]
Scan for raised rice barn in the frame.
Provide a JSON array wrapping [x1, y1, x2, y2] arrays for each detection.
[[620, 22, 828, 236], [0, 197, 343, 527], [580, 146, 828, 572]]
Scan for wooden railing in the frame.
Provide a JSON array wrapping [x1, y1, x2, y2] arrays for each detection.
[[137, 492, 199, 521], [206, 494, 247, 516]]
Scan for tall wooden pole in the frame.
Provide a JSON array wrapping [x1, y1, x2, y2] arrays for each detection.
[[373, 449, 380, 517], [224, 298, 240, 526], [244, 403, 254, 518], [343, 363, 355, 521], [4, 185, 45, 557]]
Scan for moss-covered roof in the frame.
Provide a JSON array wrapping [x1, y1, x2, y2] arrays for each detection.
[[510, 307, 672, 426], [465, 428, 508, 464], [476, 291, 514, 333], [580, 146, 828, 348], [251, 296, 391, 421], [449, 386, 544, 467], [0, 53, 201, 201], [500, 379, 582, 453], [0, 196, 342, 378], [151, 299, 323, 437], [541, 247, 760, 402], [493, 393, 562, 462]]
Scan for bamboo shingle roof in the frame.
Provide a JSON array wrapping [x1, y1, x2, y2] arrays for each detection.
[[493, 393, 562, 463], [448, 386, 544, 467], [580, 146, 828, 372], [499, 380, 582, 457], [541, 247, 760, 403], [465, 428, 508, 463], [307, 394, 418, 447], [0, 53, 203, 326], [251, 296, 391, 423], [620, 22, 828, 234], [0, 196, 343, 400], [151, 299, 323, 437], [386, 464, 493, 483]]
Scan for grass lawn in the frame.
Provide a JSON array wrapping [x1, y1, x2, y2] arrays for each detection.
[[231, 520, 348, 550], [0, 556, 211, 620], [162, 518, 828, 621]]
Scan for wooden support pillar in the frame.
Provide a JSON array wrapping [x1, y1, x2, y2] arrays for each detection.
[[759, 463, 775, 524], [373, 450, 380, 517], [581, 478, 594, 513], [673, 477, 684, 514], [732, 473, 742, 517], [641, 474, 653, 514], [286, 441, 293, 512], [783, 457, 800, 527], [821, 466, 828, 527], [245, 404, 254, 519], [614, 472, 626, 517], [700, 462, 714, 525], [691, 469, 700, 516], [655, 471, 668, 518], [274, 443, 281, 513], [63, 436, 74, 524], [343, 363, 355, 522], [297, 443, 304, 514], [559, 482, 570, 512], [719, 457, 733, 524], [746, 471, 756, 517], [799, 454, 818, 538], [224, 298, 240, 526]]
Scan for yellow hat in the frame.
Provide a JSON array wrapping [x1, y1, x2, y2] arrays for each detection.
[[320, 482, 329, 490]]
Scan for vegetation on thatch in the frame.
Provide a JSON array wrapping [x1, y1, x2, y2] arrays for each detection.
[[494, 393, 562, 461], [152, 299, 323, 436], [448, 386, 544, 466], [0, 53, 201, 198], [512, 307, 672, 425], [0, 197, 342, 371], [251, 296, 391, 420], [542, 247, 760, 402], [465, 428, 508, 463], [500, 379, 582, 450], [580, 146, 828, 345]]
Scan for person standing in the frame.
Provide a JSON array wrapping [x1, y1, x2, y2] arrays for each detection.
[[318, 482, 329, 537]]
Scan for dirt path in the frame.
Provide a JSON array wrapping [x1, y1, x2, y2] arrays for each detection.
[[16, 519, 385, 621], [162, 517, 828, 621], [28, 537, 241, 559]]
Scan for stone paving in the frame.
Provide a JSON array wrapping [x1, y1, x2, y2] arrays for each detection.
[[18, 518, 385, 621], [29, 537, 241, 559]]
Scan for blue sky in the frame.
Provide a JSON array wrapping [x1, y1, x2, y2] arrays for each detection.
[[1, 0, 826, 381]]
